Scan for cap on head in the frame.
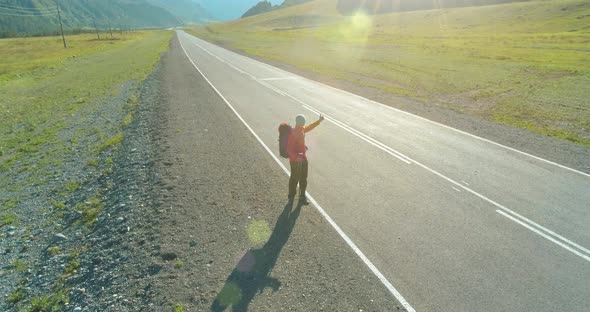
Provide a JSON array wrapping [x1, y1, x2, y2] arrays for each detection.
[[295, 114, 306, 126]]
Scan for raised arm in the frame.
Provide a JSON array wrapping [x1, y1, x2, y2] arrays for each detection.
[[304, 115, 324, 133]]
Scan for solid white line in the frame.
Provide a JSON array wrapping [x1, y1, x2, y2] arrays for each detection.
[[257, 79, 287, 97], [301, 105, 413, 164], [259, 77, 300, 81], [186, 32, 590, 178], [177, 33, 416, 312], [191, 39, 256, 79], [185, 32, 590, 261], [496, 210, 590, 263]]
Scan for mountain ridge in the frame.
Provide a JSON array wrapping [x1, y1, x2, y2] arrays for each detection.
[[0, 0, 209, 37]]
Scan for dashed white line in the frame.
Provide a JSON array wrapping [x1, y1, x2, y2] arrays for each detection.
[[461, 180, 470, 186], [452, 187, 462, 192]]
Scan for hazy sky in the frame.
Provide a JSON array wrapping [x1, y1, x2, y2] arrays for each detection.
[[198, 0, 283, 21]]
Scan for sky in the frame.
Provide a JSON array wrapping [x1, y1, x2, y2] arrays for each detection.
[[197, 0, 283, 21]]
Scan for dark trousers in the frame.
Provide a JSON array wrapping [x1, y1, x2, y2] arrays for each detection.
[[289, 160, 308, 197]]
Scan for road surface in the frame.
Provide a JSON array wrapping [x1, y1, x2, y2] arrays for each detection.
[[175, 30, 590, 312]]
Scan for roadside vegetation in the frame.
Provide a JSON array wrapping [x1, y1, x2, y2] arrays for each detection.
[[188, 0, 590, 146], [0, 30, 171, 311]]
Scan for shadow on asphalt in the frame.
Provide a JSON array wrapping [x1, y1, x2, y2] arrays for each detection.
[[211, 200, 303, 311]]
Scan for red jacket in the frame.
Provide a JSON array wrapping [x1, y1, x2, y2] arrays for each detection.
[[287, 120, 321, 162]]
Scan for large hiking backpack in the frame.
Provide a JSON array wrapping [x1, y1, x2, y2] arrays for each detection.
[[278, 123, 292, 158]]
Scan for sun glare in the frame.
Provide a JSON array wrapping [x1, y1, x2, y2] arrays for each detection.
[[352, 11, 372, 30], [338, 11, 373, 45]]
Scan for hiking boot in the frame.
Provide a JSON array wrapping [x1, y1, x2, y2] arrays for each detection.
[[299, 196, 310, 205]]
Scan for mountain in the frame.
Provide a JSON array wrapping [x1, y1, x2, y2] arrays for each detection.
[[241, 0, 312, 18], [0, 0, 209, 38], [336, 0, 533, 15], [197, 0, 283, 21], [147, 0, 211, 24], [242, 1, 275, 18]]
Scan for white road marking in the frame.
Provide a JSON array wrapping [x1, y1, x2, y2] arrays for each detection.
[[184, 32, 590, 263], [187, 32, 590, 178], [257, 80, 287, 97], [195, 43, 256, 79], [302, 105, 413, 164], [178, 34, 416, 312], [259, 77, 300, 81], [461, 180, 470, 186], [496, 210, 590, 263], [452, 187, 462, 192]]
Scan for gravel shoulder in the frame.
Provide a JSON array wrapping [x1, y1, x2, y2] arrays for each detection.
[[145, 34, 404, 311], [196, 38, 590, 175]]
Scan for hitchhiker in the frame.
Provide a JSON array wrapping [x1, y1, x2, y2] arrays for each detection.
[[287, 114, 324, 204]]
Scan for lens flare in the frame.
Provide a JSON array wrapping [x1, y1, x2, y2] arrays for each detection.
[[339, 10, 372, 43], [216, 282, 242, 306], [352, 11, 371, 31], [247, 219, 271, 245]]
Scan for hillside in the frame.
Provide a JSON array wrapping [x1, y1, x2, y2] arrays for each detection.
[[0, 0, 208, 37], [336, 0, 533, 15], [190, 0, 590, 146], [242, 1, 275, 18], [242, 0, 313, 18], [147, 0, 211, 24], [197, 0, 282, 21]]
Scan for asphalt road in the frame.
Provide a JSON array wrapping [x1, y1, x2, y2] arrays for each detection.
[[175, 30, 590, 312]]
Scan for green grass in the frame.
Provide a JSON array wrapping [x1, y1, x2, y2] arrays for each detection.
[[10, 259, 28, 273], [1, 198, 18, 211], [174, 304, 186, 312], [28, 290, 68, 312], [0, 30, 171, 306], [75, 197, 104, 226], [7, 286, 26, 304], [0, 30, 171, 235], [98, 133, 124, 153], [0, 31, 171, 182], [187, 0, 590, 146], [0, 212, 17, 227], [47, 246, 60, 256], [49, 199, 66, 210], [65, 181, 80, 192], [64, 259, 80, 276]]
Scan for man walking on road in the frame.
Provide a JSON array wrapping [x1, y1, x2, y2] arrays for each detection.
[[288, 114, 324, 205]]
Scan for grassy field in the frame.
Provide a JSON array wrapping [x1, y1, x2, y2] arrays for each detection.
[[188, 0, 590, 146], [0, 31, 171, 309], [0, 31, 170, 183]]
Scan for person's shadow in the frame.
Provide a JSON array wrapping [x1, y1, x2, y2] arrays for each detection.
[[211, 200, 303, 311]]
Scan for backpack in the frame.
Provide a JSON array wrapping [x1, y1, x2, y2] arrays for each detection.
[[278, 123, 292, 158]]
